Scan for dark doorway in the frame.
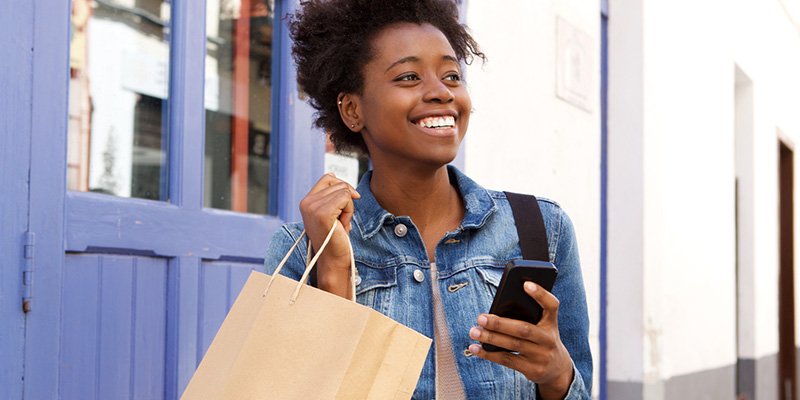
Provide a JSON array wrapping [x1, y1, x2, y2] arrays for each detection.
[[779, 139, 796, 400]]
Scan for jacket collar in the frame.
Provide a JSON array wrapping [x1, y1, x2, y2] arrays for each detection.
[[353, 165, 498, 239]]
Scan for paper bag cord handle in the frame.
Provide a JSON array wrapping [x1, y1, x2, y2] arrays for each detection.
[[292, 221, 357, 303], [292, 221, 339, 302], [263, 230, 307, 296], [264, 220, 356, 303], [348, 230, 356, 301]]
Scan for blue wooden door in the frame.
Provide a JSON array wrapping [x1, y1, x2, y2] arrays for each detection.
[[0, 3, 35, 398], [12, 1, 324, 399]]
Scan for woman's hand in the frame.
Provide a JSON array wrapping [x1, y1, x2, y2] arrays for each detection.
[[468, 282, 574, 400], [298, 173, 361, 298]]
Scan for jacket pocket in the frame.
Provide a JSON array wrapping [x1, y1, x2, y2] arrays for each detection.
[[355, 261, 397, 316], [475, 265, 504, 299]]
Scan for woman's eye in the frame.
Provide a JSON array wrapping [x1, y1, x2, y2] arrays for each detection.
[[395, 74, 420, 82], [444, 73, 461, 82]]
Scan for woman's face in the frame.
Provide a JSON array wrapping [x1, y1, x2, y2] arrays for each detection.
[[352, 22, 471, 170]]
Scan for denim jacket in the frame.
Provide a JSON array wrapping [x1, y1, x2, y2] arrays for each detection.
[[264, 166, 592, 399]]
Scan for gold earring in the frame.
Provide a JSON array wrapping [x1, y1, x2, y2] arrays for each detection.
[[350, 124, 355, 128]]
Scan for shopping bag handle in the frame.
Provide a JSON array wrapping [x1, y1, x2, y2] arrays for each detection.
[[264, 220, 357, 303]]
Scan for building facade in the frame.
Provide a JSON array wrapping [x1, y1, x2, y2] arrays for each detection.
[[464, 0, 800, 398], [2, 0, 799, 399]]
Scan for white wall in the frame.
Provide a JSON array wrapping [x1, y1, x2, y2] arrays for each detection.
[[466, 0, 800, 396], [643, 0, 739, 382], [606, 0, 646, 387], [608, 0, 800, 391], [465, 0, 601, 395], [732, 0, 800, 361]]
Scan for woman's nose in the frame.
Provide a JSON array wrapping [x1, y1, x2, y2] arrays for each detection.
[[422, 79, 455, 103]]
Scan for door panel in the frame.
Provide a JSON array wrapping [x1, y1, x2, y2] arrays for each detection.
[[197, 262, 262, 364], [65, 192, 283, 259], [60, 254, 168, 400]]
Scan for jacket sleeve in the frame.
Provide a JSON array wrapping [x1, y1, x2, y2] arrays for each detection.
[[263, 222, 309, 281], [539, 204, 593, 400]]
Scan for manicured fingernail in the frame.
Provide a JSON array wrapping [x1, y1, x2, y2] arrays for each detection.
[[477, 315, 488, 327], [525, 281, 536, 292], [469, 327, 482, 339], [469, 344, 482, 354]]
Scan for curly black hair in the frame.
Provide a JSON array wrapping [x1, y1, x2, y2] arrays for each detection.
[[288, 0, 486, 155]]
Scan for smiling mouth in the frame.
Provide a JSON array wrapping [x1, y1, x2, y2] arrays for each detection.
[[413, 115, 456, 130]]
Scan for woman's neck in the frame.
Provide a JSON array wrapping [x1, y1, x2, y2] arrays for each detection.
[[369, 164, 464, 233]]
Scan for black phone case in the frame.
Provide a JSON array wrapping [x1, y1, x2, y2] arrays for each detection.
[[482, 260, 558, 352]]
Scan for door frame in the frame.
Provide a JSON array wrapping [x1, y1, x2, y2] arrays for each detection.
[[22, 0, 70, 398], [0, 2, 36, 398], [779, 135, 797, 400], [599, 0, 609, 398]]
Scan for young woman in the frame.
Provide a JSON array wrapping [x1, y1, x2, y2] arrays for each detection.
[[264, 1, 592, 398]]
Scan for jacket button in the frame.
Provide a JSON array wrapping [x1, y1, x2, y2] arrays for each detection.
[[413, 269, 424, 283], [394, 224, 408, 237], [354, 275, 362, 286]]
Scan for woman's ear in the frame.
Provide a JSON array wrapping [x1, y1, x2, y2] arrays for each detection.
[[337, 93, 362, 132]]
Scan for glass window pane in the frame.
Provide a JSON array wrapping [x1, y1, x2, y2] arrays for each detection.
[[67, 0, 171, 200], [204, 0, 276, 215]]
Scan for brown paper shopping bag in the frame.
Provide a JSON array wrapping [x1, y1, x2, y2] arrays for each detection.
[[181, 221, 432, 400]]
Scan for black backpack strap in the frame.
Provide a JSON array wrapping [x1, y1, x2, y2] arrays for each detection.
[[504, 191, 550, 262]]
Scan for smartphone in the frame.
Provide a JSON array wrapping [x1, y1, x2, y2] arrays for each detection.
[[482, 259, 558, 352]]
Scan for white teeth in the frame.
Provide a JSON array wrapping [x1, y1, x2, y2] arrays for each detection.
[[418, 116, 455, 129]]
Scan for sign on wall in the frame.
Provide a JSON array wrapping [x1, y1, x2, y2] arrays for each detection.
[[556, 16, 593, 113]]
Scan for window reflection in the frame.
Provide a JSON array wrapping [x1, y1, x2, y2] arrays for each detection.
[[324, 139, 370, 189], [68, 0, 171, 200], [204, 0, 275, 215]]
